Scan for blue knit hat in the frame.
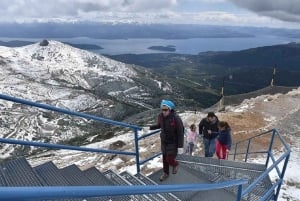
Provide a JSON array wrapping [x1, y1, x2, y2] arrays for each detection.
[[160, 100, 175, 110]]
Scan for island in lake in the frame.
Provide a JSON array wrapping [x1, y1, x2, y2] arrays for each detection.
[[148, 45, 176, 52]]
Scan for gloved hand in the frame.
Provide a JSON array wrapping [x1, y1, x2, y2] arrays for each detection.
[[177, 148, 184, 154]]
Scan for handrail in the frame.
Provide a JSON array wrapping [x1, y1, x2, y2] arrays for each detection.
[[0, 137, 136, 156], [0, 179, 248, 200], [234, 129, 273, 145], [230, 128, 291, 200], [0, 93, 141, 130]]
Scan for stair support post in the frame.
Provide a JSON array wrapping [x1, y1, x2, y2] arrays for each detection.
[[134, 128, 141, 173], [265, 129, 276, 167]]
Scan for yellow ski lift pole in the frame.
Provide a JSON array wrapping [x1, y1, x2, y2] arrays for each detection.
[[219, 77, 225, 111], [270, 67, 276, 87], [193, 109, 197, 125]]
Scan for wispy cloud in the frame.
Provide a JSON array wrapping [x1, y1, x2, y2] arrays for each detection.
[[0, 0, 300, 28], [229, 0, 300, 23]]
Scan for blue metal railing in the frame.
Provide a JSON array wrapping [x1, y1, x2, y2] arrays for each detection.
[[0, 93, 291, 200], [230, 129, 291, 200], [0, 180, 248, 201]]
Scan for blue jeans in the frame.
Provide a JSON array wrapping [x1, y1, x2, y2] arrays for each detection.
[[203, 138, 217, 157], [187, 142, 194, 155]]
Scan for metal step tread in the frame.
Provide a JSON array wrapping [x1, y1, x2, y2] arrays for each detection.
[[177, 154, 266, 171], [120, 171, 168, 201], [149, 164, 237, 201], [60, 164, 94, 186], [0, 157, 44, 186], [103, 169, 150, 201], [84, 167, 124, 201], [84, 167, 114, 186], [34, 161, 70, 186], [179, 157, 273, 201], [135, 172, 180, 201]]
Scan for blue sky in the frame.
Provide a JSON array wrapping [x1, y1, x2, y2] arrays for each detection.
[[0, 0, 300, 29]]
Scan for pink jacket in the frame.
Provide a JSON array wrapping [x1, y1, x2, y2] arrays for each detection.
[[187, 130, 197, 144]]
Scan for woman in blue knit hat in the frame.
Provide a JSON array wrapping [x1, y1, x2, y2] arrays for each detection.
[[149, 100, 184, 181]]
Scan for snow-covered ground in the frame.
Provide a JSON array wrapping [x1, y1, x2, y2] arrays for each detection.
[[27, 87, 300, 201]]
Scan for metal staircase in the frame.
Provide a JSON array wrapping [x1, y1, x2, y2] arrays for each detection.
[[0, 153, 276, 201], [0, 93, 291, 201]]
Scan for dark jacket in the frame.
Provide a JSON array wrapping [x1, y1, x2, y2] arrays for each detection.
[[198, 116, 219, 139], [217, 129, 232, 150], [150, 111, 184, 155]]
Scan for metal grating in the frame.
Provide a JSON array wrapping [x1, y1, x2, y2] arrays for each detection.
[[60, 164, 94, 186], [135, 172, 180, 201], [0, 157, 44, 186], [0, 168, 7, 186], [84, 167, 129, 201], [84, 167, 114, 186], [149, 164, 237, 201], [34, 161, 70, 186], [177, 155, 274, 201], [103, 169, 150, 201], [120, 171, 167, 201]]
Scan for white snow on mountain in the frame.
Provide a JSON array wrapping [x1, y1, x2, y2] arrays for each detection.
[[0, 40, 173, 158]]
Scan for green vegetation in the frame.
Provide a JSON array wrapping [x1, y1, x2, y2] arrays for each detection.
[[109, 43, 300, 106]]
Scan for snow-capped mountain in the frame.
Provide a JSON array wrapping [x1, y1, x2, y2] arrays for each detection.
[[0, 40, 172, 157]]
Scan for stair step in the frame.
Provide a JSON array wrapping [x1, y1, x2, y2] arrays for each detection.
[[120, 171, 167, 201], [103, 169, 150, 201], [60, 164, 94, 186], [177, 155, 266, 171], [178, 155, 273, 201], [84, 167, 114, 186], [83, 167, 128, 201], [34, 161, 70, 186], [135, 172, 180, 201], [0, 157, 44, 186], [149, 164, 237, 201], [0, 168, 7, 186]]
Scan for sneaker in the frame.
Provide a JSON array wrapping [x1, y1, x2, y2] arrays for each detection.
[[172, 165, 178, 174], [159, 173, 169, 181]]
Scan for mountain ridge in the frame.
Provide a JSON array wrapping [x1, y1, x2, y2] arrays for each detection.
[[0, 40, 180, 158]]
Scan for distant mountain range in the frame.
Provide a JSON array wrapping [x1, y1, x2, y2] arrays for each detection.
[[1, 22, 300, 40]]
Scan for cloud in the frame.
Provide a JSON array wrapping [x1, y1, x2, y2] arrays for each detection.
[[229, 0, 300, 22], [0, 0, 178, 19]]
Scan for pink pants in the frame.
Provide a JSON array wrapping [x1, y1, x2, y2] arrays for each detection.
[[162, 154, 178, 175], [216, 140, 228, 159]]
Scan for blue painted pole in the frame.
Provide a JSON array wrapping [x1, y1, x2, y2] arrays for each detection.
[[134, 128, 141, 173], [274, 153, 290, 200], [236, 184, 243, 201], [0, 93, 141, 130], [266, 129, 276, 167], [0, 137, 136, 156], [245, 139, 251, 162]]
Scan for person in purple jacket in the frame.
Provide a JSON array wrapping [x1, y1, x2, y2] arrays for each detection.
[[216, 121, 232, 160]]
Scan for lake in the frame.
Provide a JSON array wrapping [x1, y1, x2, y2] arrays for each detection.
[[1, 35, 300, 55]]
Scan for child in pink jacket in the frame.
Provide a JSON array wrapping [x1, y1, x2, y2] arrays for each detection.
[[186, 124, 197, 155]]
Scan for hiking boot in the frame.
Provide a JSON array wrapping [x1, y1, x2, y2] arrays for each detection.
[[172, 165, 178, 174], [159, 173, 169, 181]]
